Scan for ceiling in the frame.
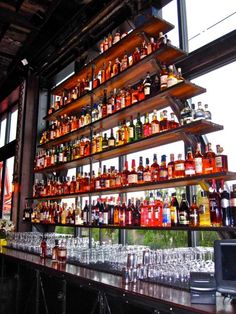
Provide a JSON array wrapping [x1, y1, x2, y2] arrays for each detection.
[[0, 0, 170, 101]]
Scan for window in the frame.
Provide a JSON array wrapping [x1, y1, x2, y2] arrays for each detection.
[[9, 109, 18, 142], [162, 0, 179, 48], [186, 0, 236, 52], [0, 117, 7, 148], [2, 157, 14, 220]]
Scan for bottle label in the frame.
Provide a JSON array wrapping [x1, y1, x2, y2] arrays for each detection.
[[151, 123, 159, 134], [59, 153, 64, 162], [128, 174, 138, 184], [105, 179, 110, 188], [194, 158, 203, 173], [144, 86, 151, 96], [170, 207, 177, 223], [167, 166, 173, 178], [185, 168, 196, 176], [174, 163, 185, 171], [159, 169, 168, 179], [83, 212, 87, 223], [95, 180, 101, 189], [215, 156, 223, 168], [143, 172, 151, 182], [129, 128, 134, 139], [160, 75, 168, 86], [179, 212, 188, 224], [107, 104, 112, 114], [103, 212, 108, 225]]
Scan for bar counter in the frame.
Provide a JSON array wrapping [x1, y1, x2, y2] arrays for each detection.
[[1, 247, 236, 314]]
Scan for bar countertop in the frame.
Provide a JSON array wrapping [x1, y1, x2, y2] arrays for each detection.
[[1, 247, 236, 314]]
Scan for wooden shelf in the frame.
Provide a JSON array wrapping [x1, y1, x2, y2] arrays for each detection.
[[51, 16, 174, 96], [29, 222, 236, 232], [34, 120, 223, 173], [45, 44, 186, 121], [40, 81, 206, 149], [29, 171, 236, 200]]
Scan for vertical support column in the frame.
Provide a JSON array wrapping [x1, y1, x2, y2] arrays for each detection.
[[177, 0, 189, 52]]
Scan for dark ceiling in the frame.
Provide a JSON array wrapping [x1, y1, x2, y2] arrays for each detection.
[[0, 0, 171, 101]]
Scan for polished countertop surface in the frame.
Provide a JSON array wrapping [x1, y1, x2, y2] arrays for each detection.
[[1, 247, 236, 314]]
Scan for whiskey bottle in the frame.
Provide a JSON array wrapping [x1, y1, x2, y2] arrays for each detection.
[[137, 156, 144, 184], [151, 110, 160, 134], [193, 101, 205, 120], [167, 153, 175, 179], [153, 192, 163, 227], [204, 104, 212, 120], [167, 65, 178, 88], [230, 184, 236, 226], [162, 193, 171, 227], [128, 159, 138, 185], [151, 153, 159, 182], [198, 191, 211, 227], [143, 72, 151, 96], [128, 116, 136, 142], [185, 147, 196, 177], [135, 113, 143, 140], [159, 155, 168, 181], [170, 193, 179, 226], [143, 113, 152, 137], [180, 101, 193, 125], [174, 153, 185, 178], [102, 133, 109, 151], [143, 158, 151, 183], [159, 110, 169, 131], [178, 193, 189, 226], [203, 143, 216, 174], [108, 129, 116, 149], [194, 142, 203, 175], [160, 63, 168, 90], [189, 195, 199, 227], [215, 145, 228, 172], [220, 182, 232, 226], [208, 179, 222, 226]]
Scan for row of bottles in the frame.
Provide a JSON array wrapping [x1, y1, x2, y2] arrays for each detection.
[[41, 71, 181, 145], [26, 181, 236, 227], [99, 29, 127, 53], [48, 31, 175, 114], [180, 100, 212, 125], [33, 143, 227, 197]]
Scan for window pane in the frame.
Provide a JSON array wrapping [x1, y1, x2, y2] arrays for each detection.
[[198, 231, 220, 247], [0, 117, 7, 147], [191, 61, 236, 172], [162, 0, 179, 48], [0, 161, 3, 207], [2, 157, 14, 220], [9, 109, 18, 142], [186, 0, 236, 51]]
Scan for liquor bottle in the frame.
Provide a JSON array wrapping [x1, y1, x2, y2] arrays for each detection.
[[151, 74, 160, 94], [132, 47, 140, 64], [157, 32, 165, 47], [203, 143, 216, 174], [208, 179, 222, 226], [167, 153, 175, 179], [114, 197, 120, 225], [52, 239, 59, 261], [98, 199, 104, 226], [102, 133, 109, 151], [102, 89, 108, 117], [153, 192, 163, 227], [133, 198, 141, 226], [160, 63, 168, 90], [121, 160, 129, 186], [194, 142, 203, 175], [23, 202, 32, 222], [116, 122, 124, 146], [103, 200, 109, 225], [122, 120, 129, 144], [151, 154, 159, 182], [40, 236, 47, 258], [128, 116, 136, 142], [75, 202, 83, 225], [143, 72, 151, 96], [178, 193, 189, 226], [83, 200, 89, 225], [135, 113, 143, 140], [169, 112, 179, 129], [204, 104, 212, 120], [162, 193, 171, 227], [193, 101, 205, 120], [143, 113, 152, 137], [151, 110, 160, 134], [180, 101, 193, 125], [215, 145, 228, 172], [128, 159, 138, 185], [189, 195, 199, 227], [108, 129, 116, 149], [143, 158, 151, 183], [170, 193, 179, 226], [198, 191, 211, 227], [220, 182, 232, 226], [159, 155, 168, 181], [185, 147, 196, 177], [167, 65, 178, 88], [137, 156, 144, 184], [159, 110, 168, 131], [140, 41, 148, 59], [148, 193, 155, 226], [230, 184, 236, 226], [174, 153, 185, 178], [177, 67, 184, 82], [126, 199, 133, 226], [119, 202, 126, 226], [108, 197, 115, 225]]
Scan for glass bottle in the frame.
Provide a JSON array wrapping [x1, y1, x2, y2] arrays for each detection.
[[194, 101, 205, 120], [198, 191, 211, 227], [167, 65, 178, 88], [189, 195, 199, 227], [229, 184, 236, 227], [194, 142, 203, 175], [203, 143, 216, 174], [153, 192, 163, 227], [143, 72, 151, 97], [159, 109, 168, 131], [160, 63, 168, 91], [128, 159, 138, 185], [151, 110, 160, 134], [185, 147, 196, 177], [102, 133, 109, 151], [159, 155, 168, 181], [220, 181, 232, 226], [135, 112, 143, 140], [174, 153, 185, 178], [143, 113, 152, 137], [167, 153, 175, 179], [151, 153, 159, 182], [178, 193, 189, 226], [204, 104, 212, 120], [180, 101, 193, 125], [170, 193, 179, 226], [140, 41, 148, 59], [126, 199, 133, 226], [128, 116, 136, 142], [169, 112, 179, 129], [208, 179, 222, 226], [143, 158, 151, 183], [133, 198, 141, 226], [215, 145, 228, 172], [108, 129, 116, 149], [137, 156, 144, 184], [162, 193, 171, 227]]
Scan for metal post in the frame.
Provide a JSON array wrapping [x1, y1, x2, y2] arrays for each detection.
[[177, 0, 189, 52]]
